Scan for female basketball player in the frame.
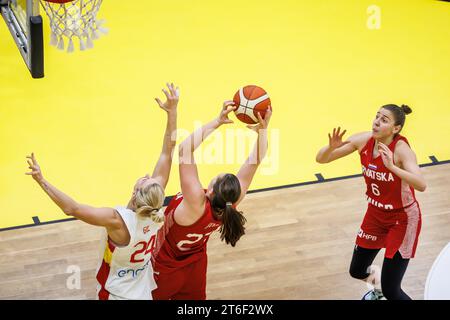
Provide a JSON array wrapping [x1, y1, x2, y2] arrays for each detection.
[[316, 104, 426, 300], [26, 83, 180, 300], [151, 102, 272, 300]]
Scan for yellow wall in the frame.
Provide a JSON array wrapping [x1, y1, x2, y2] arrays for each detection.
[[1, 0, 449, 228]]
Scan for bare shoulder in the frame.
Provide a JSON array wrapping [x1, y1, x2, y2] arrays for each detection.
[[395, 139, 415, 158], [174, 199, 204, 226], [396, 139, 411, 149], [348, 131, 372, 151]]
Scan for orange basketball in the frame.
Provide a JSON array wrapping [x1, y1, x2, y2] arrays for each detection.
[[233, 85, 271, 124]]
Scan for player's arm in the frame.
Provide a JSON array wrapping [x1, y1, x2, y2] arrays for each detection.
[[378, 141, 427, 192], [316, 128, 369, 163], [235, 107, 272, 206], [26, 153, 123, 229], [178, 101, 236, 210], [151, 83, 179, 189]]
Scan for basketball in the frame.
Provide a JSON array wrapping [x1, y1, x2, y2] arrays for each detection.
[[233, 85, 271, 124]]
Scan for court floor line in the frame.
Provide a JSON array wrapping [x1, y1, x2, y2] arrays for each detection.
[[1, 155, 448, 233]]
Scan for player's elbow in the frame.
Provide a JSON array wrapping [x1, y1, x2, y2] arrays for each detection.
[[62, 205, 77, 216], [417, 182, 427, 192], [315, 154, 328, 164]]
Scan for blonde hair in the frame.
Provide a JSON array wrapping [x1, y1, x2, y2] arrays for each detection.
[[134, 183, 165, 224]]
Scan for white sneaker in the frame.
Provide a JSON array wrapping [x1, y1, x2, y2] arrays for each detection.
[[362, 288, 385, 300]]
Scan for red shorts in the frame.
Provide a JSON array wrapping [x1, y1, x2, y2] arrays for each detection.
[[152, 254, 208, 300], [356, 202, 422, 259]]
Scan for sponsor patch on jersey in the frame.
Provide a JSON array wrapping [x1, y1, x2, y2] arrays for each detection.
[[357, 228, 378, 241], [117, 260, 150, 278], [368, 163, 377, 170]]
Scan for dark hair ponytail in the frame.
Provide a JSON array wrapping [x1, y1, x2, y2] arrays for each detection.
[[211, 174, 246, 247], [381, 104, 413, 133]]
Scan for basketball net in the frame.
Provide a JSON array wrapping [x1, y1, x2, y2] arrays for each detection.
[[40, 0, 108, 52]]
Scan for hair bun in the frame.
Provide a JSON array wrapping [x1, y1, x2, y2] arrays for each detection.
[[150, 209, 165, 224], [136, 204, 157, 215], [401, 104, 412, 115]]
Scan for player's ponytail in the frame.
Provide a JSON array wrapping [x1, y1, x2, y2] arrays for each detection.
[[381, 104, 413, 133], [211, 174, 246, 247], [135, 183, 165, 224]]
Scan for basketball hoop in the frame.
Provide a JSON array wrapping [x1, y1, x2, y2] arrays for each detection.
[[40, 0, 107, 52]]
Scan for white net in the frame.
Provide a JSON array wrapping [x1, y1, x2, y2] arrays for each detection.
[[40, 0, 108, 52]]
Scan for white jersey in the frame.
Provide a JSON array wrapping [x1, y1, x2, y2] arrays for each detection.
[[95, 206, 161, 300]]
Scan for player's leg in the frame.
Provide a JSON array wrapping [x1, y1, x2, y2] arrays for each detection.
[[351, 206, 387, 299], [152, 269, 185, 300], [385, 203, 422, 260], [352, 204, 391, 299], [381, 251, 411, 300], [349, 245, 384, 300], [173, 254, 208, 300], [379, 204, 420, 300], [349, 245, 381, 280]]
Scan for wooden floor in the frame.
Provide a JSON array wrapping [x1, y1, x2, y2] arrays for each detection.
[[1, 164, 449, 300]]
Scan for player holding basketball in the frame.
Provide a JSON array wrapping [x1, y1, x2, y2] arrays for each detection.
[[316, 104, 426, 300], [26, 83, 180, 300], [151, 101, 272, 300]]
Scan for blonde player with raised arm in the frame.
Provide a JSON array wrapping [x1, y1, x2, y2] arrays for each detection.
[[26, 83, 179, 300]]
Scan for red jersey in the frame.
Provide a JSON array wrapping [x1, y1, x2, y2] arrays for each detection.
[[360, 134, 417, 211], [151, 192, 222, 273]]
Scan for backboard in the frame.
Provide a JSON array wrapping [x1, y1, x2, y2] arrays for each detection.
[[1, 0, 43, 78]]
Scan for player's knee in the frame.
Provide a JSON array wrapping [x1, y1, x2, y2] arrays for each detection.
[[349, 265, 369, 280]]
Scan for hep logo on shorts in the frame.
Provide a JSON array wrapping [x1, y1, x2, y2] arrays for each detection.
[[357, 229, 378, 241]]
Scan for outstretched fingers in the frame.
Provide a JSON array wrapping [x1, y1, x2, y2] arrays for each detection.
[[25, 153, 40, 176], [167, 82, 177, 98], [223, 100, 236, 109], [162, 88, 170, 100], [27, 153, 38, 165], [155, 97, 163, 108], [263, 106, 272, 122]]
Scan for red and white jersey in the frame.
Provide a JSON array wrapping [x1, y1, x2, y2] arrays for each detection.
[[96, 206, 161, 300], [360, 134, 417, 211], [152, 192, 222, 273]]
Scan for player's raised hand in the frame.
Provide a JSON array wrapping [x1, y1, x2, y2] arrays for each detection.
[[217, 101, 236, 125], [246, 106, 272, 132], [378, 142, 394, 170], [155, 82, 179, 113], [328, 127, 350, 150], [25, 153, 44, 183]]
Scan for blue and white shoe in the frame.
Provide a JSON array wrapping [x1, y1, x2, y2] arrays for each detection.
[[362, 288, 385, 300]]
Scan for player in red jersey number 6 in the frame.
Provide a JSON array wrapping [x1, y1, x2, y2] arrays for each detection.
[[316, 104, 426, 300]]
